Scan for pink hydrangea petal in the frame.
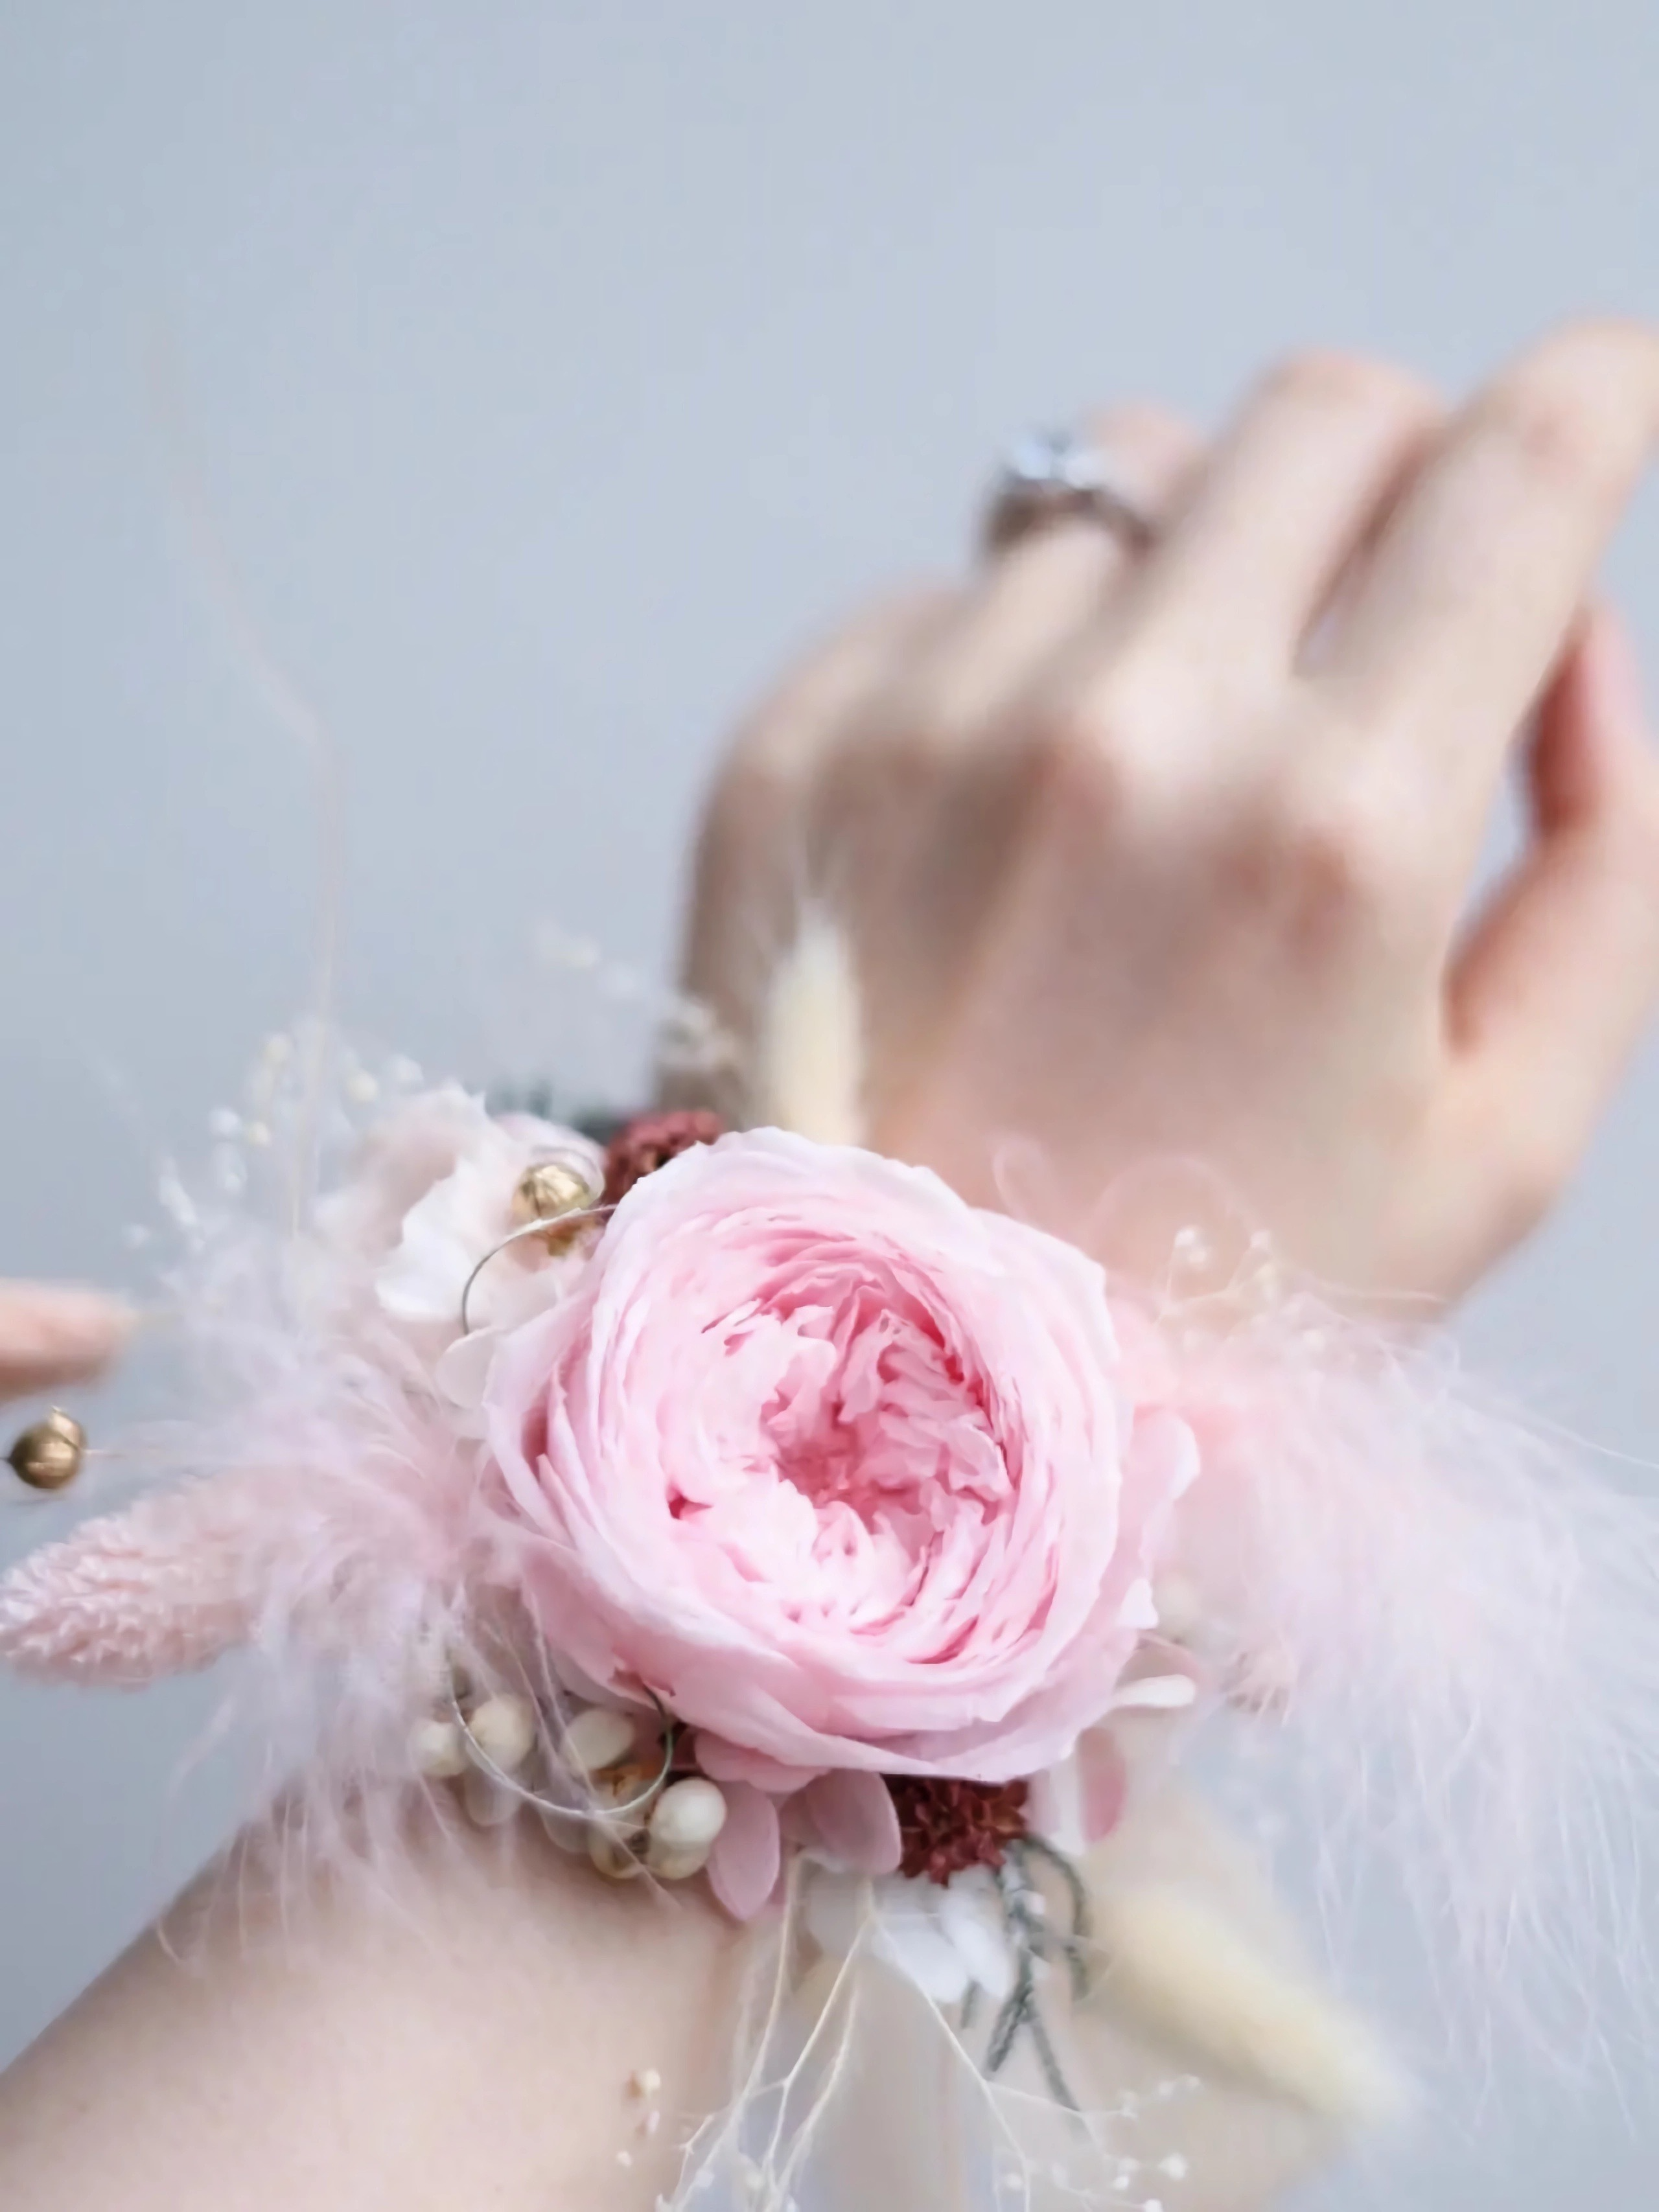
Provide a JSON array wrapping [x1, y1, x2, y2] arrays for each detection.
[[693, 1733, 825, 1796], [778, 1793, 823, 1847], [1077, 1727, 1129, 1844], [798, 1769, 903, 1874], [705, 1781, 782, 1920]]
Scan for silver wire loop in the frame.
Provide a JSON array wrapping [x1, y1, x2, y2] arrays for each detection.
[[457, 1206, 611, 1335], [445, 1681, 678, 1829]]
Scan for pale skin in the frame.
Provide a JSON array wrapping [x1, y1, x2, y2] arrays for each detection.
[[684, 319, 1659, 1298], [3, 318, 1659, 2207]]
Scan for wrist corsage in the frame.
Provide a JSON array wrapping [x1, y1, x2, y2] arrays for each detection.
[[3, 932, 1655, 2209]]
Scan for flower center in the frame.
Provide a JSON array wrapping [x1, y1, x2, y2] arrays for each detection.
[[763, 1285, 1001, 1527]]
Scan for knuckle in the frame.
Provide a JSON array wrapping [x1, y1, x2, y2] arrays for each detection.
[[1276, 787, 1391, 896], [697, 748, 793, 850], [888, 684, 974, 765], [1478, 317, 1659, 488], [1478, 374, 1611, 493], [1259, 782, 1410, 935], [1027, 670, 1181, 827], [1073, 655, 1172, 748]]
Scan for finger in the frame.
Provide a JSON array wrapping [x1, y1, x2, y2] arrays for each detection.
[[712, 588, 957, 785], [899, 406, 1203, 746], [1446, 605, 1659, 1204], [1322, 321, 1659, 821], [1120, 352, 1439, 678], [0, 1282, 132, 1401], [677, 591, 953, 1027]]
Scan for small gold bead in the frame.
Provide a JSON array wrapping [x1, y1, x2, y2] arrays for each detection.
[[511, 1158, 599, 1254], [8, 1409, 86, 1492]]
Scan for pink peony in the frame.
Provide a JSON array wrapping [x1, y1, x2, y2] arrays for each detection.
[[483, 1129, 1194, 1786]]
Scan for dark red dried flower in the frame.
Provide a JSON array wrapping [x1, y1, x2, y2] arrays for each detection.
[[602, 1109, 725, 1210], [887, 1775, 1030, 1885]]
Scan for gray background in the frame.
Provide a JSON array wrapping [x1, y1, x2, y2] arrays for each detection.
[[1, 3, 1656, 2204]]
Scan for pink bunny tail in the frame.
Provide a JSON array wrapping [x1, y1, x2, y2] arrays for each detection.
[[0, 1485, 261, 1683]]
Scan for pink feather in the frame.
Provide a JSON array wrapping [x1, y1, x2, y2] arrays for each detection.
[[1129, 1288, 1659, 2075]]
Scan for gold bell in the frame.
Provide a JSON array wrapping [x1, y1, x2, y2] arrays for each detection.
[[8, 1409, 86, 1492], [511, 1158, 599, 1254]]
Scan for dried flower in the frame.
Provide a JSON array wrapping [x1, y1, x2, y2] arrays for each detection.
[[601, 1109, 725, 1208], [888, 1775, 1031, 1885]]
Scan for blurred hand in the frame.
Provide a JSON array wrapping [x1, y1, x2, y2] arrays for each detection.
[[0, 1282, 130, 1403], [681, 321, 1659, 1299]]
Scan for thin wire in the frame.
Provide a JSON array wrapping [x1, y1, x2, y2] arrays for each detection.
[[444, 1681, 676, 1828], [147, 334, 346, 1236], [457, 1206, 612, 1334]]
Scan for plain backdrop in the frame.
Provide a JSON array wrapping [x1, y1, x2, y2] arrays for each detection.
[[1, 5, 1656, 2206]]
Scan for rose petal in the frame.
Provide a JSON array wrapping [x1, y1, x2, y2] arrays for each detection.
[[485, 1127, 1192, 1786], [798, 1769, 903, 1875], [705, 1781, 782, 1920]]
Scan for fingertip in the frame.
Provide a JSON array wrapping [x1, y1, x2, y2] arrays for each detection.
[[0, 1282, 135, 1396]]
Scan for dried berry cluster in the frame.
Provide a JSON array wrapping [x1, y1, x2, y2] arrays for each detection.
[[602, 1109, 725, 1208], [887, 1775, 1030, 1885]]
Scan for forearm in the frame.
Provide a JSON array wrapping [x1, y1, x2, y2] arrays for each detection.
[[0, 1818, 748, 2210]]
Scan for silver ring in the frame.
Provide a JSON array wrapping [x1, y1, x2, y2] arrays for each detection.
[[981, 429, 1155, 556]]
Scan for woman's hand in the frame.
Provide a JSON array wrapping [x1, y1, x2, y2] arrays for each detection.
[[0, 1282, 129, 1403], [680, 321, 1659, 1299]]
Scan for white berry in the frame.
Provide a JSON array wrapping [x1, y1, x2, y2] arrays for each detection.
[[465, 1693, 537, 1773]]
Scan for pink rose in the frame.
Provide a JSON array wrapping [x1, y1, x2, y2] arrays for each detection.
[[484, 1130, 1193, 1786]]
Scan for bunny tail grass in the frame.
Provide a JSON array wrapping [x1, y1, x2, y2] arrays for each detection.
[[751, 912, 866, 1146], [1085, 1880, 1406, 2128]]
